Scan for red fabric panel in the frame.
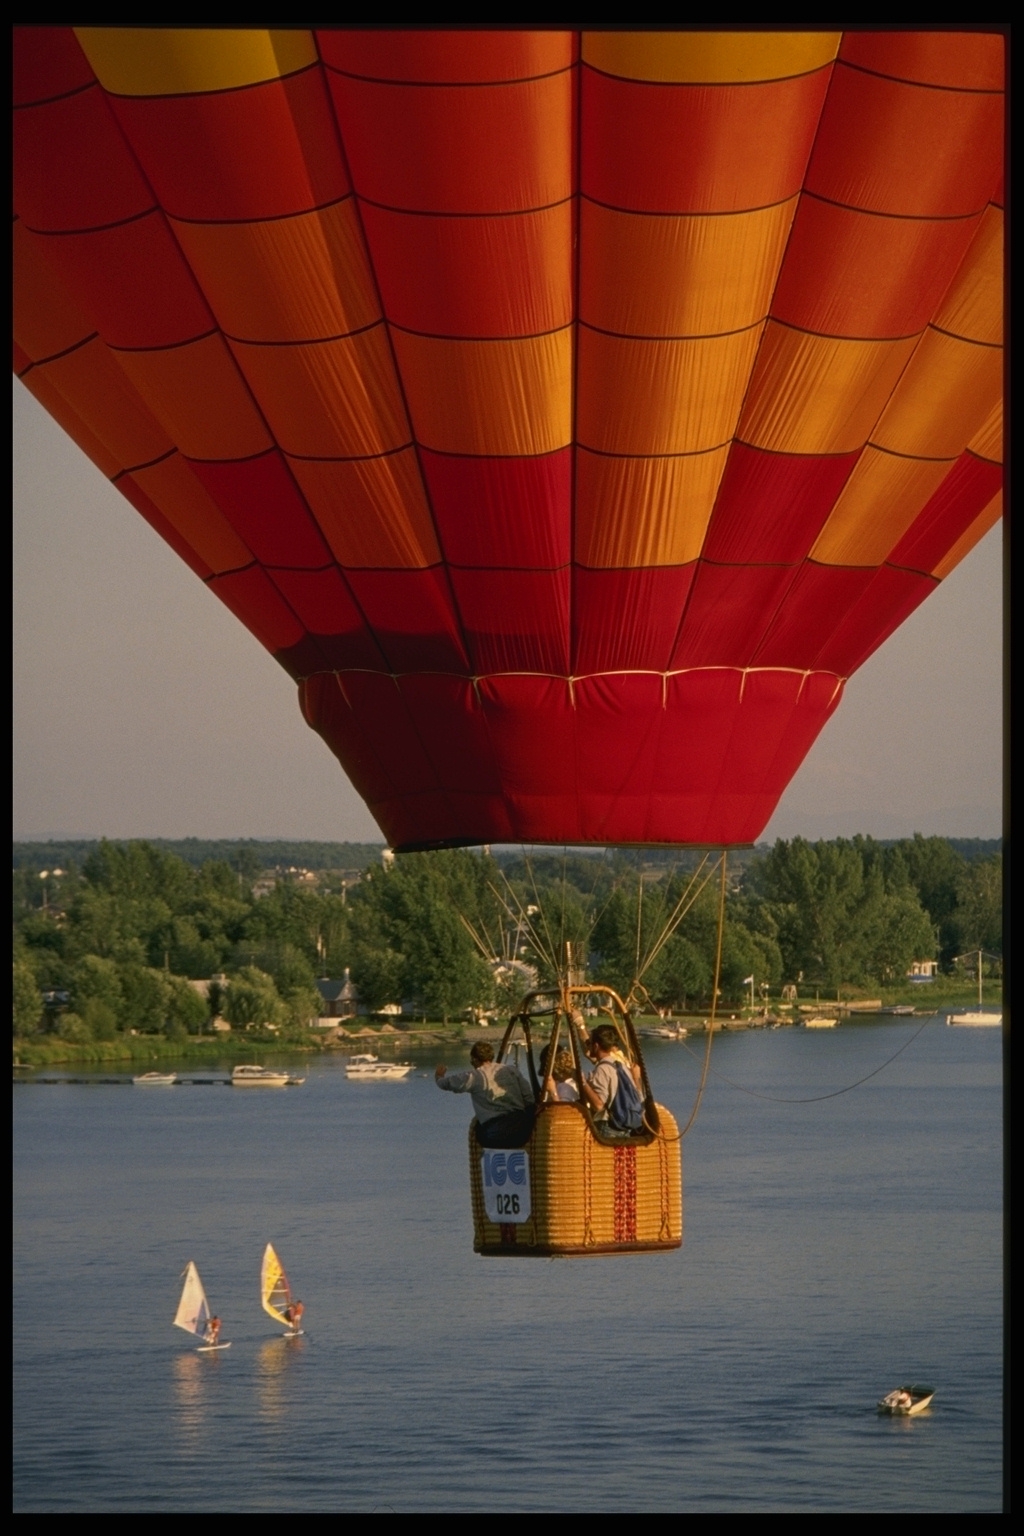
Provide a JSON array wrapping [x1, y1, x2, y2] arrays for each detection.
[[478, 674, 577, 796], [739, 671, 845, 836], [581, 67, 831, 213], [14, 86, 153, 231], [318, 29, 573, 83], [319, 671, 440, 796], [771, 195, 981, 338], [268, 567, 387, 671], [116, 474, 213, 580], [398, 675, 503, 794], [814, 567, 935, 676], [838, 31, 1005, 92], [573, 566, 696, 675], [326, 73, 570, 213], [187, 453, 332, 567], [420, 449, 570, 568], [804, 64, 1003, 217], [703, 443, 858, 563], [300, 671, 403, 810], [359, 202, 567, 338], [752, 563, 877, 668], [573, 674, 663, 841], [448, 567, 569, 675], [345, 567, 469, 673], [208, 565, 307, 651], [888, 452, 1003, 574], [29, 215, 214, 349], [14, 27, 95, 107], [106, 70, 348, 222], [672, 564, 798, 669]]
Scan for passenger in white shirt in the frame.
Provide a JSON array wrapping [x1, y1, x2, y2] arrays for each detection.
[[435, 1040, 535, 1146], [540, 1044, 580, 1103]]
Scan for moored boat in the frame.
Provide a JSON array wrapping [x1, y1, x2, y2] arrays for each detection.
[[132, 1071, 177, 1085], [231, 1064, 301, 1086], [345, 1053, 414, 1079], [803, 1017, 836, 1029], [948, 1011, 1002, 1026], [877, 1385, 935, 1415]]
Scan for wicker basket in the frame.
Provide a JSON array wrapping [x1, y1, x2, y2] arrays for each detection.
[[469, 1101, 682, 1257]]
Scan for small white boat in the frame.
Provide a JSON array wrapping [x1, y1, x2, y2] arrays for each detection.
[[803, 1017, 836, 1029], [880, 1005, 916, 1016], [877, 1385, 935, 1415], [345, 1053, 415, 1080], [173, 1261, 230, 1352], [231, 1064, 297, 1086], [133, 1071, 177, 1086], [948, 1011, 1002, 1026]]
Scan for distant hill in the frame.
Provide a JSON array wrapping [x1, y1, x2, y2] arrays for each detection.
[[11, 838, 386, 873]]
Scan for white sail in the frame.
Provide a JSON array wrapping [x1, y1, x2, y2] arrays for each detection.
[[174, 1261, 210, 1336]]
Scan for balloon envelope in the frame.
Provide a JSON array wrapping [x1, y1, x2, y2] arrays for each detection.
[[13, 28, 1003, 848]]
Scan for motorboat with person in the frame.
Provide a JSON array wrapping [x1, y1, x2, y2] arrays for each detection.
[[877, 1385, 935, 1415], [345, 1054, 414, 1080]]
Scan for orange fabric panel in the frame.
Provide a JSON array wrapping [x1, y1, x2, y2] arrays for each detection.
[[738, 324, 918, 455], [578, 327, 763, 456], [17, 370, 122, 480], [575, 446, 730, 567], [932, 492, 1001, 579], [114, 334, 272, 461], [74, 27, 317, 95], [171, 201, 380, 345], [129, 453, 253, 573], [583, 30, 839, 82], [771, 196, 982, 339], [391, 330, 571, 456], [288, 450, 440, 569], [326, 73, 572, 214], [805, 64, 1003, 218], [360, 203, 571, 338], [38, 336, 173, 468], [810, 447, 952, 566], [319, 28, 573, 82], [967, 399, 1002, 464], [931, 204, 1003, 346], [13, 220, 95, 364], [869, 328, 1002, 460], [838, 30, 1005, 92], [580, 199, 794, 338], [232, 328, 409, 458]]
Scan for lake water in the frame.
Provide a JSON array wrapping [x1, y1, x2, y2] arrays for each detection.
[[13, 1019, 1003, 1512]]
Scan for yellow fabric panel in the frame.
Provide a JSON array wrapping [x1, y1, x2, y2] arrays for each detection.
[[583, 31, 840, 82], [171, 202, 380, 345], [967, 398, 1002, 464], [13, 222, 95, 365], [288, 450, 440, 569], [131, 454, 253, 573], [75, 27, 317, 95], [17, 371, 123, 480], [392, 330, 572, 456], [578, 326, 762, 456], [932, 492, 1001, 580], [810, 447, 952, 567], [233, 329, 409, 458], [115, 335, 272, 461], [39, 336, 174, 469], [931, 205, 1003, 347], [869, 327, 1002, 460], [580, 199, 795, 338], [575, 445, 730, 567], [738, 323, 918, 455]]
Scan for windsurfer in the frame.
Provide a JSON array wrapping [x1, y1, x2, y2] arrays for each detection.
[[285, 1301, 304, 1334], [205, 1316, 221, 1346]]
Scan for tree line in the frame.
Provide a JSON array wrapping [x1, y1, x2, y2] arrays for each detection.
[[12, 835, 1002, 1043]]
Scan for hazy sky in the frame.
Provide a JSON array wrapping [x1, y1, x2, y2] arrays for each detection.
[[13, 378, 1003, 844]]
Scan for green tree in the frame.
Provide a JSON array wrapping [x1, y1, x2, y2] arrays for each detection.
[[223, 967, 286, 1028], [72, 954, 123, 1020], [82, 998, 118, 1040], [165, 976, 209, 1034], [953, 855, 1002, 954], [13, 958, 43, 1037], [118, 965, 172, 1034]]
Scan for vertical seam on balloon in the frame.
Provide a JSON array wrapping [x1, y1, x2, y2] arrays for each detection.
[[668, 57, 839, 675], [570, 37, 584, 843], [313, 37, 475, 677]]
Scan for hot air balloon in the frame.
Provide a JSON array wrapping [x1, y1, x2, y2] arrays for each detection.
[[13, 28, 1004, 853]]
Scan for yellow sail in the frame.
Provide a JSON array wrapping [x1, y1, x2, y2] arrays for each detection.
[[261, 1243, 291, 1325]]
